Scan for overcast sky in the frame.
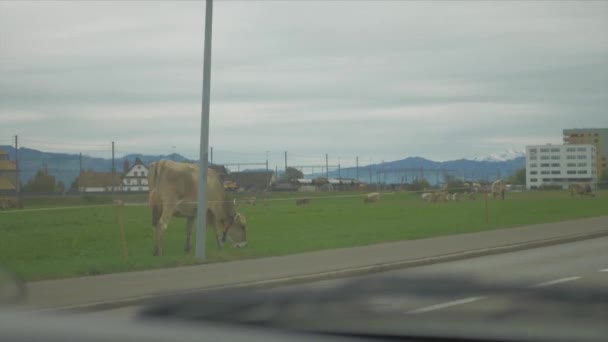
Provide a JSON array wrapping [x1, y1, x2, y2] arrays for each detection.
[[1, 1, 607, 168]]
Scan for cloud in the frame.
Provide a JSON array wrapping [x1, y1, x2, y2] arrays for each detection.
[[1, 1, 607, 166]]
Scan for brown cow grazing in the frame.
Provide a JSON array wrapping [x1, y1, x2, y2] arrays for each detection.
[[296, 198, 310, 206], [569, 183, 595, 197], [363, 192, 380, 203], [148, 160, 247, 256]]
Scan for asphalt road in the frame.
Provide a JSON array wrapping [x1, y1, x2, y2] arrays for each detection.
[[79, 236, 608, 321]]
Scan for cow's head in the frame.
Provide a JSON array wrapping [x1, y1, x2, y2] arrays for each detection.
[[225, 212, 247, 248]]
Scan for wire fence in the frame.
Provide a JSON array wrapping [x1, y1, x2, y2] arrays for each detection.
[[2, 135, 605, 205], [1, 136, 525, 194]]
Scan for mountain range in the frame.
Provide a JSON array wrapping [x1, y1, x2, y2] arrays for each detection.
[[0, 146, 525, 187]]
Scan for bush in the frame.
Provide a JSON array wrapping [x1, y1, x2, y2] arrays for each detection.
[[82, 195, 113, 204], [539, 184, 562, 191]]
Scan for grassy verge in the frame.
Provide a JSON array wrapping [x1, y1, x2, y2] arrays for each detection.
[[1, 190, 606, 281]]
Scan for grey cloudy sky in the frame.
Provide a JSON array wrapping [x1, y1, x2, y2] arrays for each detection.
[[1, 1, 607, 168]]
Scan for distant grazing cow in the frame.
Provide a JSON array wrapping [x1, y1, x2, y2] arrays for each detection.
[[364, 192, 380, 203], [240, 196, 257, 206], [421, 193, 433, 202], [450, 193, 459, 201], [148, 160, 247, 256], [296, 198, 310, 206], [491, 180, 506, 200], [569, 183, 595, 197]]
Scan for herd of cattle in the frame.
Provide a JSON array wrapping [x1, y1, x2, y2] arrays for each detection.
[[420, 180, 506, 203], [146, 160, 598, 255]]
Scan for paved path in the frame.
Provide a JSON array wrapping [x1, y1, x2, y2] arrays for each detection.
[[22, 216, 608, 310], [83, 235, 608, 321]]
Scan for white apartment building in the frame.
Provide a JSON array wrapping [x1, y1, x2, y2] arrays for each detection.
[[525, 144, 597, 189]]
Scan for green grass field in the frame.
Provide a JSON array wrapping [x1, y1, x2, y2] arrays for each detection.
[[1, 190, 607, 281]]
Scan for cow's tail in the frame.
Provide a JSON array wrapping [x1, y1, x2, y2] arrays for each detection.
[[149, 190, 161, 227]]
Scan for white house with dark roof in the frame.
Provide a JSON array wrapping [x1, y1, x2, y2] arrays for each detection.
[[122, 158, 149, 192]]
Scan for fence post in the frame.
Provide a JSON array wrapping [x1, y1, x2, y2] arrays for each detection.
[[484, 191, 489, 224]]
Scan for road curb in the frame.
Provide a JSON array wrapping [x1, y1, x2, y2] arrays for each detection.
[[35, 228, 608, 314]]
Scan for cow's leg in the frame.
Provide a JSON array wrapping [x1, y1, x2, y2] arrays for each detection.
[[185, 217, 194, 253], [215, 222, 225, 250], [154, 204, 174, 256]]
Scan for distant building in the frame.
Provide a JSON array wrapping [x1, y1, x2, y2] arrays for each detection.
[[226, 171, 275, 192], [525, 144, 597, 190], [78, 171, 122, 193], [122, 158, 149, 192], [563, 128, 608, 177], [0, 150, 17, 196]]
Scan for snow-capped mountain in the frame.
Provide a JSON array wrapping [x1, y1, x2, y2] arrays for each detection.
[[473, 149, 525, 162]]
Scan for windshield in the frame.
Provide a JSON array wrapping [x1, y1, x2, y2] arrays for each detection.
[[1, 0, 607, 339]]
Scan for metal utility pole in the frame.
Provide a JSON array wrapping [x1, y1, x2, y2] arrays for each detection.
[[195, 0, 214, 260], [14, 135, 19, 196], [210, 146, 213, 165], [355, 156, 359, 181], [265, 162, 269, 190], [79, 152, 83, 193], [111, 141, 115, 194], [265, 151, 270, 188], [284, 151, 287, 171], [325, 154, 329, 178]]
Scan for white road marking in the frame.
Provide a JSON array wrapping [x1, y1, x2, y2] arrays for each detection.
[[598, 268, 608, 273], [406, 296, 486, 314], [530, 276, 580, 288]]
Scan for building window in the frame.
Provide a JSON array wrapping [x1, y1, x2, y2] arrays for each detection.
[[577, 147, 587, 152], [529, 163, 537, 168], [541, 171, 550, 175], [577, 155, 587, 159], [541, 163, 550, 167], [567, 170, 576, 175], [529, 156, 537, 160], [578, 163, 587, 167], [567, 163, 576, 167], [566, 147, 576, 152], [551, 171, 561, 175], [530, 171, 538, 175], [577, 170, 588, 174], [542, 178, 552, 182], [540, 156, 550, 160], [530, 178, 538, 182], [529, 148, 537, 153], [550, 156, 560, 160], [550, 148, 560, 152], [566, 155, 576, 160], [540, 148, 550, 152], [551, 163, 560, 167]]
